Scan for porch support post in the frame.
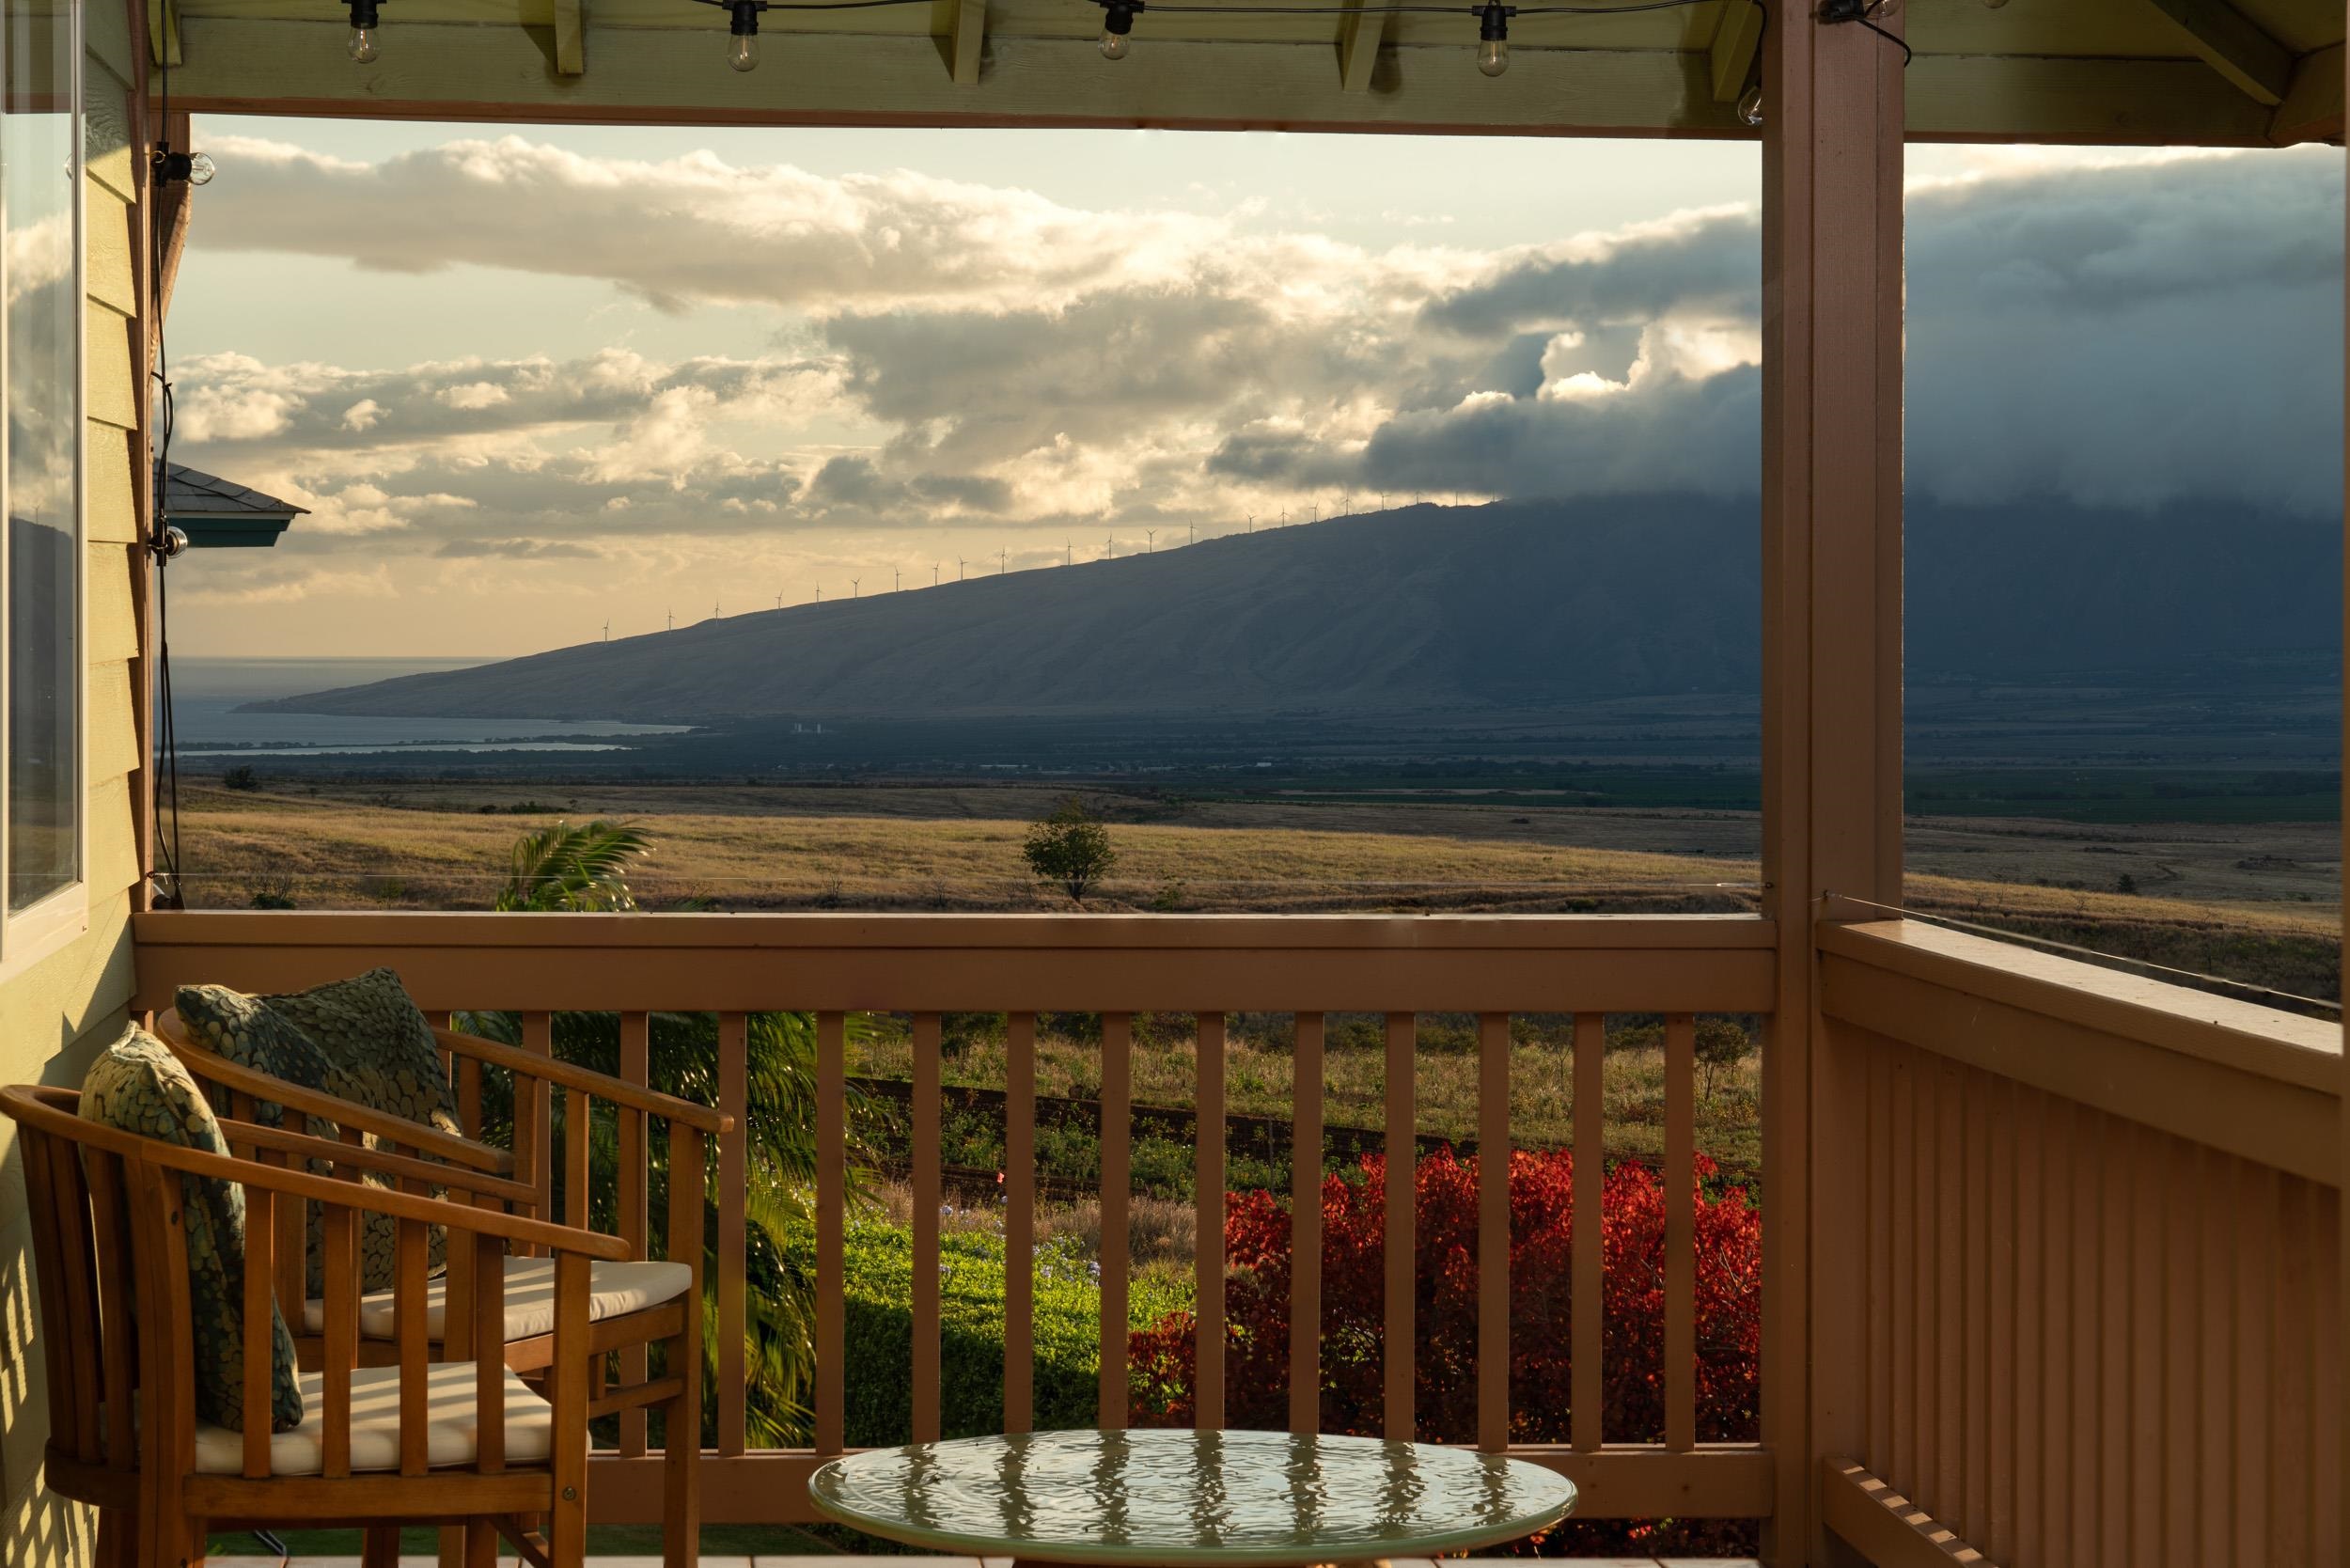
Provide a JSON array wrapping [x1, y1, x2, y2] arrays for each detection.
[[1758, 0, 1904, 1561], [2338, 24, 2349, 1559]]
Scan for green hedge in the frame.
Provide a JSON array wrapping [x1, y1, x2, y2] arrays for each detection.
[[824, 1216, 1192, 1446]]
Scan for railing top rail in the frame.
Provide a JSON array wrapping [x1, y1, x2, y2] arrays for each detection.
[[133, 910, 1776, 951], [1819, 917, 2339, 1095], [130, 910, 1778, 1016]]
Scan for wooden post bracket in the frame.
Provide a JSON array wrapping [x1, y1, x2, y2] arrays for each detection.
[[950, 0, 986, 86], [1337, 1, 1386, 92], [2142, 0, 2293, 106], [1819, 1458, 1996, 1566]]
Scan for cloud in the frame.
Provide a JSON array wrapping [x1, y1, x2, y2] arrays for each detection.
[[173, 136, 2343, 602]]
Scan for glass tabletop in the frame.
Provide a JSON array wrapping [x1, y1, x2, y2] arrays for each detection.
[[807, 1429, 1578, 1565]]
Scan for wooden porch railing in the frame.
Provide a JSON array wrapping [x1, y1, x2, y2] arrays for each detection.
[[1813, 917, 2343, 1568], [129, 910, 1780, 1527]]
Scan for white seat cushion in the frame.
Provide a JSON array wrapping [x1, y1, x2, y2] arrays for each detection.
[[194, 1361, 552, 1476], [302, 1255, 693, 1342]]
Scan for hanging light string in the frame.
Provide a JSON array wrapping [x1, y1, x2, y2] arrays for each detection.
[[334, 0, 1731, 72]]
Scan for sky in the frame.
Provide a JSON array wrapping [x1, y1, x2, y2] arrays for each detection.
[[160, 122, 2343, 658]]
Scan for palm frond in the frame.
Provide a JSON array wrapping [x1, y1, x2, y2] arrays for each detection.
[[494, 819, 650, 912]]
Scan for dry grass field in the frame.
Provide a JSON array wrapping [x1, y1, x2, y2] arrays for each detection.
[[180, 776, 2338, 1000]]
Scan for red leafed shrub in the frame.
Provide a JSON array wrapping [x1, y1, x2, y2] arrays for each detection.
[[1127, 1147, 1762, 1549]]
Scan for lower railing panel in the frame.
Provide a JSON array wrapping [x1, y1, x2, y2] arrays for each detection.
[[1823, 923, 2344, 1568]]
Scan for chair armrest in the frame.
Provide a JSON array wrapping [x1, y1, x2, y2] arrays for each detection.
[[153, 1010, 516, 1177], [216, 1113, 541, 1208], [435, 1026, 735, 1137]]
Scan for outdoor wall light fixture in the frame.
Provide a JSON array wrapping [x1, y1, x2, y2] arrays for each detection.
[[152, 147, 215, 185], [1095, 0, 1142, 59], [344, 0, 382, 62]]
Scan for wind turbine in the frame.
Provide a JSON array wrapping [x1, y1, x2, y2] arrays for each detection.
[[1280, 508, 1288, 527], [958, 556, 967, 582], [1246, 514, 1254, 535], [1065, 540, 1073, 566], [603, 620, 610, 641], [1105, 533, 1115, 560], [998, 549, 1007, 574], [1145, 529, 1156, 555], [933, 563, 941, 587], [851, 578, 860, 599], [815, 584, 822, 603], [1189, 524, 1197, 546], [893, 566, 901, 592], [666, 608, 674, 632], [713, 598, 721, 619]]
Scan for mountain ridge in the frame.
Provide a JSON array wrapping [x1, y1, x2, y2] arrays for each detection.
[[257, 496, 2341, 725]]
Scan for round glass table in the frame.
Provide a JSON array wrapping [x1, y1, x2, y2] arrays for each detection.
[[807, 1428, 1577, 1566]]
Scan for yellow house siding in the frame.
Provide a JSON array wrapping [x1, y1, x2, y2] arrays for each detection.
[[0, 15, 147, 1566]]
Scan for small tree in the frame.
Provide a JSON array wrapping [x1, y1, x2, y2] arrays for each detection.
[[1023, 797, 1118, 906], [221, 763, 261, 792], [1695, 1016, 1752, 1102]]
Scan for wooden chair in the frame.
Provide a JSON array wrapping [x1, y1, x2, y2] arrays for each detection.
[[149, 1010, 728, 1568], [4, 1082, 630, 1568]]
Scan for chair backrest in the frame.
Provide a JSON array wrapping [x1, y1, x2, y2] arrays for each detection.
[[10, 1087, 148, 1504]]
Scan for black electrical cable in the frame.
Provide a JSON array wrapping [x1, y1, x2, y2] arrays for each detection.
[[149, 25, 184, 907]]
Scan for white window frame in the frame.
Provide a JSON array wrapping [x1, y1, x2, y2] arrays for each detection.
[[0, 0, 88, 980]]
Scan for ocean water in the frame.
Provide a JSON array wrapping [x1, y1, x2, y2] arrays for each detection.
[[167, 656, 688, 757]]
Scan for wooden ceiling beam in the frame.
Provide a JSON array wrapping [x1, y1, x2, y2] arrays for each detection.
[[949, 0, 984, 86], [150, 16, 2286, 146], [2267, 41, 2343, 144], [555, 0, 586, 74], [2141, 0, 2293, 105], [1707, 0, 1760, 102]]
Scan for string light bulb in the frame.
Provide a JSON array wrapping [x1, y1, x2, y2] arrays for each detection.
[[1736, 82, 1762, 125], [1097, 0, 1142, 59], [346, 0, 381, 61], [1475, 1, 1512, 76], [728, 0, 761, 70]]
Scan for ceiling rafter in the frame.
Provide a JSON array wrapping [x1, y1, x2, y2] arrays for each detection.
[[1337, 1, 1386, 92], [2141, 0, 2293, 106], [554, 0, 586, 75], [1708, 0, 1761, 102], [149, 0, 181, 67], [949, 0, 986, 86]]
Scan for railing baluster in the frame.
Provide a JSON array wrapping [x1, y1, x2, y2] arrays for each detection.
[[1572, 1011, 1603, 1452], [718, 1011, 749, 1456], [912, 1011, 944, 1443], [1289, 1011, 1324, 1436], [1097, 1012, 1132, 1430], [1383, 1011, 1414, 1440], [1195, 1011, 1227, 1433], [81, 1153, 136, 1474], [1665, 1013, 1696, 1451], [817, 1010, 847, 1455], [1004, 1011, 1036, 1434], [272, 1146, 303, 1320], [475, 1231, 507, 1476], [618, 1009, 650, 1456], [519, 1011, 555, 1249], [1477, 1011, 1510, 1453]]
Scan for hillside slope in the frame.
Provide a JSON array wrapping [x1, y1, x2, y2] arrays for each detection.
[[261, 495, 2338, 723]]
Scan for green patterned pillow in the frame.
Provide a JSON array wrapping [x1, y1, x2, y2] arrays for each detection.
[[175, 982, 433, 1297], [79, 1026, 304, 1435], [259, 968, 462, 1139]]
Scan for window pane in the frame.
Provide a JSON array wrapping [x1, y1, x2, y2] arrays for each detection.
[[5, 0, 79, 915]]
